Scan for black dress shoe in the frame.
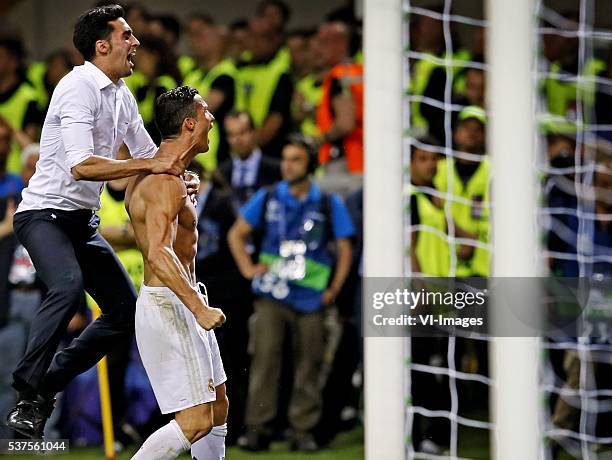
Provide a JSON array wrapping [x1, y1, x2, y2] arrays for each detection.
[[6, 396, 55, 439]]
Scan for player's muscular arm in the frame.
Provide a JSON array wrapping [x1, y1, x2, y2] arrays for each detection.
[[142, 177, 225, 330]]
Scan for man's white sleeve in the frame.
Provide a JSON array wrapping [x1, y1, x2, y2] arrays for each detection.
[[59, 79, 97, 169]]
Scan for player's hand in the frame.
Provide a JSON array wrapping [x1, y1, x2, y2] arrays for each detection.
[[150, 156, 183, 176], [183, 170, 200, 203], [196, 307, 226, 331]]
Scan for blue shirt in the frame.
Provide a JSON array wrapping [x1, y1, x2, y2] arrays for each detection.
[[241, 181, 354, 311], [0, 173, 24, 198]]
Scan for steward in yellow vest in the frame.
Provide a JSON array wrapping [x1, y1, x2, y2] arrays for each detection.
[[433, 107, 491, 277], [409, 137, 450, 276], [235, 17, 292, 158], [408, 11, 472, 142], [540, 11, 605, 134], [543, 58, 605, 134]]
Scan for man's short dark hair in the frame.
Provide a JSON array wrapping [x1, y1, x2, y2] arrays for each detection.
[[155, 86, 199, 140], [225, 110, 255, 130], [285, 133, 318, 173], [73, 4, 125, 61]]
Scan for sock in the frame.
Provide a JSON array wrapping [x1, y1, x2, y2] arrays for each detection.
[[131, 420, 191, 460], [190, 423, 227, 460]]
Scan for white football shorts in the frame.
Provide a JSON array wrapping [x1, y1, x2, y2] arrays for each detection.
[[135, 284, 226, 414]]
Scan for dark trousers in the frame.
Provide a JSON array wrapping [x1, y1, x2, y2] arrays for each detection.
[[245, 296, 325, 435], [12, 209, 137, 397]]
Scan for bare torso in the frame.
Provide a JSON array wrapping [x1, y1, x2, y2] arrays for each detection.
[[125, 173, 198, 287]]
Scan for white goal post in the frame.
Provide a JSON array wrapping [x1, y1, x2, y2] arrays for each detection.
[[487, 0, 541, 458], [363, 0, 405, 459]]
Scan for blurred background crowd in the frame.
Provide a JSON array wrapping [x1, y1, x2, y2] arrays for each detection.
[[0, 0, 364, 454]]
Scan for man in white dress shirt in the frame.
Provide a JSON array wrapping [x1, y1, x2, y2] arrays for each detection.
[[6, 4, 190, 438]]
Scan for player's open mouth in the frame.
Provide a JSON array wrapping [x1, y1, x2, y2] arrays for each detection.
[[127, 51, 136, 68]]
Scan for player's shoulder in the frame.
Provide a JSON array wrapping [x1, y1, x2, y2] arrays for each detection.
[[139, 174, 187, 200]]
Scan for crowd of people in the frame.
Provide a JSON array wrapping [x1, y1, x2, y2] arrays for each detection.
[[407, 5, 612, 457], [0, 0, 365, 455]]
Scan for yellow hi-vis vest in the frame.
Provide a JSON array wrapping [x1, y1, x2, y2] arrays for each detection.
[[542, 58, 606, 134], [0, 81, 40, 174], [293, 73, 323, 137], [27, 61, 49, 108], [178, 55, 197, 79], [236, 51, 288, 128], [96, 187, 144, 289], [408, 49, 471, 137], [183, 58, 237, 171], [274, 46, 291, 71], [411, 189, 451, 276], [434, 157, 491, 277]]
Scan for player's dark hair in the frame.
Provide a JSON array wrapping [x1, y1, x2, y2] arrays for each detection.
[[73, 4, 125, 61], [155, 86, 199, 140]]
